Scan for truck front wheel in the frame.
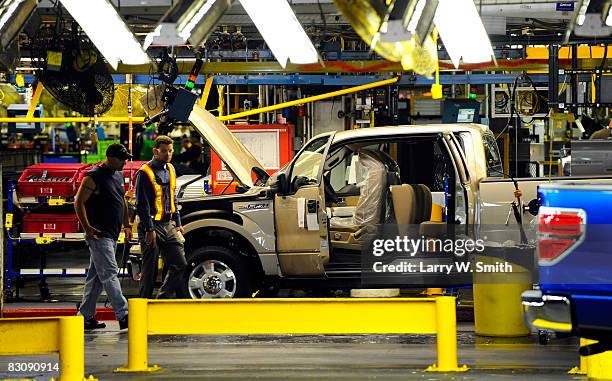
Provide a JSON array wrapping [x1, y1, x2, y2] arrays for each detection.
[[185, 246, 253, 299]]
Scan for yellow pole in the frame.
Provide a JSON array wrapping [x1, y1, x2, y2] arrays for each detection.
[[128, 298, 149, 370], [217, 85, 225, 119], [27, 82, 44, 118], [218, 77, 399, 122], [127, 75, 133, 154], [370, 106, 375, 128], [200, 76, 214, 108], [116, 298, 160, 372], [0, 116, 146, 123], [431, 28, 443, 100], [427, 296, 468, 372], [59, 316, 85, 381]]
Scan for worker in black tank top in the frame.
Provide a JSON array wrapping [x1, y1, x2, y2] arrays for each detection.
[[74, 143, 133, 330]]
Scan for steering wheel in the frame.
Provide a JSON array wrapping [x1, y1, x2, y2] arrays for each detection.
[[323, 173, 339, 204]]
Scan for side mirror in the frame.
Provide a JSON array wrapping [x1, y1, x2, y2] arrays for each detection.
[[276, 173, 290, 195]]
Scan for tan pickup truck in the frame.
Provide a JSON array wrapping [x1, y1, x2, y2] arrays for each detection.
[[132, 104, 612, 298]]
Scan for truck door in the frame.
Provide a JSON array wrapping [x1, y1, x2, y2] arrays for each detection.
[[446, 133, 476, 226], [274, 133, 334, 276], [437, 133, 471, 228]]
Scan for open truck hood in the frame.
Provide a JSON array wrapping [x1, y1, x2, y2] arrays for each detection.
[[189, 104, 268, 188]]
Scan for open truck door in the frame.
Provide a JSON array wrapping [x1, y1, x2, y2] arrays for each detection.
[[274, 133, 335, 276]]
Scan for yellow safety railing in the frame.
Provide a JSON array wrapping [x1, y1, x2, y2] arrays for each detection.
[[0, 316, 95, 381], [115, 296, 468, 373]]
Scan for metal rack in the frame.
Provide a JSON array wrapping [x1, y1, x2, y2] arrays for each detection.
[[4, 181, 135, 300]]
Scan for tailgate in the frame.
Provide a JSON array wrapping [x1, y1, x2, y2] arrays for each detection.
[[538, 184, 612, 295]]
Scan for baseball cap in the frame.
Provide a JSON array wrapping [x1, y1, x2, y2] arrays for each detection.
[[106, 143, 133, 160]]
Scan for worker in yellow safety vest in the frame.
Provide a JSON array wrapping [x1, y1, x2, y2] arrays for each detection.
[[135, 135, 188, 299]]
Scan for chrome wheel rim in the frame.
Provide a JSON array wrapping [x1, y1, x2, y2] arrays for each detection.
[[188, 259, 236, 299]]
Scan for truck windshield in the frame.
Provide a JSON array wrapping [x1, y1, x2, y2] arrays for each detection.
[[289, 136, 330, 185]]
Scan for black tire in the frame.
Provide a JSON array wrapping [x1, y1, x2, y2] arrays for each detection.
[[185, 246, 254, 299]]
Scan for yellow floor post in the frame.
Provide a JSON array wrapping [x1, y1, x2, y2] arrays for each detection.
[[587, 347, 612, 380], [58, 316, 87, 381], [115, 299, 160, 373], [569, 338, 591, 375], [426, 296, 469, 372]]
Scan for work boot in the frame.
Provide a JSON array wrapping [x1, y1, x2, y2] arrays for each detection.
[[84, 318, 106, 330], [119, 315, 128, 330]]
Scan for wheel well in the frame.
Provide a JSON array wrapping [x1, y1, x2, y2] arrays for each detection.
[[184, 227, 264, 278]]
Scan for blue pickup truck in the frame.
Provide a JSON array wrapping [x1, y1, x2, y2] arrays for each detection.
[[522, 183, 612, 353]]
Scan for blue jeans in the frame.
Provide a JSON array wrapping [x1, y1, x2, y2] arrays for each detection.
[[78, 237, 128, 320]]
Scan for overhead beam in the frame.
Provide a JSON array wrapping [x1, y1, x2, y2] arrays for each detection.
[[114, 59, 554, 74], [11, 73, 552, 86]]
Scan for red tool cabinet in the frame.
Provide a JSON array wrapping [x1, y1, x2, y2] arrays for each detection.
[[210, 124, 294, 194]]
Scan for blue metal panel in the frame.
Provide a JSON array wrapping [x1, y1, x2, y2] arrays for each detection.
[[12, 73, 550, 86], [572, 294, 612, 331]]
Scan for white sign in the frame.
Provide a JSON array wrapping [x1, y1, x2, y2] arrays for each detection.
[[232, 130, 280, 169]]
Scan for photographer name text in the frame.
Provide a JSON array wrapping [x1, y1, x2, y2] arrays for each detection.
[[372, 261, 513, 274]]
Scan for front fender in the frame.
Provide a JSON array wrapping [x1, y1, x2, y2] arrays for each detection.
[[183, 218, 271, 253]]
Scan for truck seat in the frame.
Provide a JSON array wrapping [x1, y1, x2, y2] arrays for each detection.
[[391, 184, 447, 237]]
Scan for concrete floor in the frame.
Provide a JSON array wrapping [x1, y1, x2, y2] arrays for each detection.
[[0, 326, 582, 380], [1, 251, 584, 380]]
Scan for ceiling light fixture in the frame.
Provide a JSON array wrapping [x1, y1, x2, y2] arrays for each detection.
[[175, 0, 233, 47], [576, 0, 591, 25], [59, 0, 150, 69], [239, 0, 319, 68], [0, 0, 37, 51], [406, 0, 438, 44], [378, 0, 438, 44], [433, 0, 494, 68], [604, 0, 612, 26]]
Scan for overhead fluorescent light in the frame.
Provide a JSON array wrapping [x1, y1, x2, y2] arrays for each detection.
[[563, 0, 610, 42], [59, 0, 151, 69], [434, 0, 494, 68], [0, 0, 37, 51], [576, 0, 591, 25], [239, 0, 318, 68], [379, 0, 438, 44], [406, 0, 438, 44], [604, 0, 612, 26], [379, 0, 415, 44], [143, 23, 183, 49], [175, 0, 233, 47]]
